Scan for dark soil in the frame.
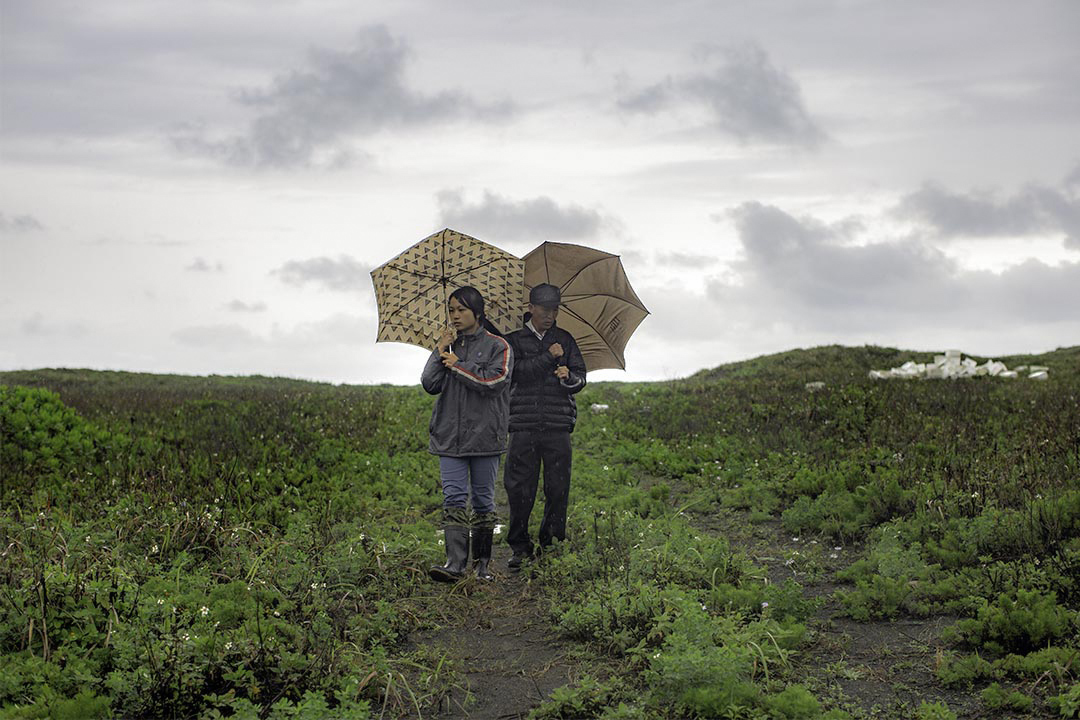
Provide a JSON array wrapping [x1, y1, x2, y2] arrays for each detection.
[[406, 498, 1028, 719], [688, 507, 989, 719], [403, 479, 583, 720], [409, 545, 579, 719]]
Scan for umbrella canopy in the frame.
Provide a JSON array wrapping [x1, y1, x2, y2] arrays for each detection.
[[371, 228, 524, 349], [523, 241, 649, 371]]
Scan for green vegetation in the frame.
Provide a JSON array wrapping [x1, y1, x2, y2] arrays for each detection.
[[2, 344, 1078, 718]]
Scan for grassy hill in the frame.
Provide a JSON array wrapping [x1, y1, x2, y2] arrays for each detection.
[[2, 345, 1078, 719]]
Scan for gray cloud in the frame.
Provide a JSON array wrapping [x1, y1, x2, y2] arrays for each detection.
[[616, 76, 676, 115], [173, 324, 259, 350], [714, 202, 1080, 333], [1066, 162, 1080, 191], [20, 313, 87, 338], [272, 255, 371, 293], [171, 25, 514, 169], [655, 251, 718, 268], [895, 182, 1080, 247], [0, 212, 44, 233], [617, 42, 825, 148], [436, 189, 610, 244], [187, 258, 225, 272], [225, 300, 268, 313], [169, 314, 374, 381]]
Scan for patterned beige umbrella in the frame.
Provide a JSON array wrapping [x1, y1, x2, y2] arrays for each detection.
[[523, 242, 649, 371], [371, 228, 524, 349]]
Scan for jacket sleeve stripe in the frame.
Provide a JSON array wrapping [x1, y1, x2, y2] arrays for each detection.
[[450, 333, 511, 386]]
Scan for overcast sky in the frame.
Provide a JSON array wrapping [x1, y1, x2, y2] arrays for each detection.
[[3, 1, 1079, 385]]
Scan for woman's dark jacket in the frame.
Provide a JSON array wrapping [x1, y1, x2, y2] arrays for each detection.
[[421, 325, 513, 457], [504, 317, 587, 433]]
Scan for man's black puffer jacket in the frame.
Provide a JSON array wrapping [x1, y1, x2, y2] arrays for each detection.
[[504, 317, 587, 433]]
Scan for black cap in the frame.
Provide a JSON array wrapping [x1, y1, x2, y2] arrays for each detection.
[[529, 283, 561, 307]]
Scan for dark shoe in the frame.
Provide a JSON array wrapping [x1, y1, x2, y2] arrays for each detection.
[[430, 525, 470, 582], [472, 528, 495, 581], [507, 551, 530, 572]]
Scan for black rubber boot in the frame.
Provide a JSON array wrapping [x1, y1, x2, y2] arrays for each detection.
[[471, 510, 497, 581], [472, 527, 495, 581], [430, 525, 470, 582]]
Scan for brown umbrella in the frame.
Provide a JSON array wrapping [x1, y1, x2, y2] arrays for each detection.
[[523, 241, 649, 371], [371, 228, 524, 349]]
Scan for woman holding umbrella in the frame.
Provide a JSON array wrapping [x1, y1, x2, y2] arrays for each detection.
[[421, 286, 514, 582]]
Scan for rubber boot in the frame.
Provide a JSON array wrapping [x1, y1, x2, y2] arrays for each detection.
[[471, 510, 497, 581], [472, 527, 495, 581], [430, 525, 470, 582]]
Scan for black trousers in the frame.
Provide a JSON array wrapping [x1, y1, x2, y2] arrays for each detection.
[[503, 430, 572, 555]]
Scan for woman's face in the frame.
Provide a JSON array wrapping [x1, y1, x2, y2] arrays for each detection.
[[448, 296, 479, 334]]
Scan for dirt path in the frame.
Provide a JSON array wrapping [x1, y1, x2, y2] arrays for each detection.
[[405, 483, 579, 720], [688, 507, 983, 719], [409, 543, 578, 719], [407, 494, 989, 719]]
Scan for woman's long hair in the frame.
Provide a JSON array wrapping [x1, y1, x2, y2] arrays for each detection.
[[449, 286, 503, 336]]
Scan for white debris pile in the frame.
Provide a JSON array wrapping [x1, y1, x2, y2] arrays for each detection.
[[869, 350, 1049, 381]]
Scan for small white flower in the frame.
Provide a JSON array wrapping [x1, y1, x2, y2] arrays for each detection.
[[829, 553, 839, 559], [833, 546, 842, 551], [792, 537, 800, 542], [200, 606, 210, 616], [761, 602, 769, 609], [225, 642, 233, 650], [157, 598, 164, 605], [310, 582, 318, 590], [273, 610, 281, 617]]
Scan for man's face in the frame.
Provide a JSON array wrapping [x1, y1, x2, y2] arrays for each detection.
[[529, 303, 559, 332]]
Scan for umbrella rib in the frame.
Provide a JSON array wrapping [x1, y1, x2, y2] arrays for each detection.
[[552, 254, 612, 290], [382, 278, 445, 323], [446, 255, 517, 281], [382, 262, 443, 282], [560, 305, 619, 357], [561, 291, 650, 311]]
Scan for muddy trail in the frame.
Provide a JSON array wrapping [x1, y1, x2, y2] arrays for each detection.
[[407, 499, 995, 719], [687, 507, 984, 719], [406, 545, 578, 719], [404, 486, 581, 720]]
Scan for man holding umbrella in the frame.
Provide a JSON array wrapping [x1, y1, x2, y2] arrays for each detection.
[[503, 283, 587, 571]]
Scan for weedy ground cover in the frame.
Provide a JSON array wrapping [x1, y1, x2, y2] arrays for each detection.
[[2, 344, 1079, 719]]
